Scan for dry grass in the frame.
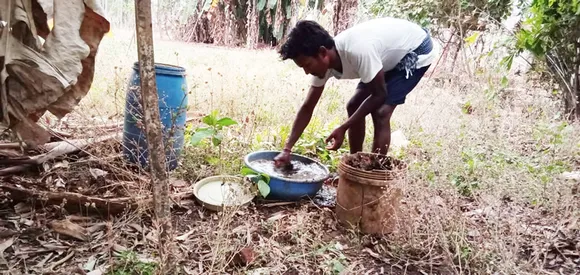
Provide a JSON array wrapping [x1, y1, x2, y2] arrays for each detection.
[[2, 27, 578, 274]]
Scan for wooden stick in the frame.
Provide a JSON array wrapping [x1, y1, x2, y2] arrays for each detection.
[[0, 143, 24, 150], [134, 0, 176, 272], [0, 133, 120, 176], [0, 183, 193, 216]]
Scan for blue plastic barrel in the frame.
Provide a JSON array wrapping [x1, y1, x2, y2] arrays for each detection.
[[122, 62, 188, 171]]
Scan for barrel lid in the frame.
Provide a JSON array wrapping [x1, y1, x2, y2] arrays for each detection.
[[132, 62, 187, 76]]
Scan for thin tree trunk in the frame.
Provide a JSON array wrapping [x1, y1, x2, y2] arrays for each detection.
[[246, 0, 258, 49], [332, 0, 357, 35], [575, 39, 580, 120], [134, 0, 176, 273]]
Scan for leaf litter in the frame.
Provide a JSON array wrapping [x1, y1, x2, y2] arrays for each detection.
[[0, 120, 576, 274]]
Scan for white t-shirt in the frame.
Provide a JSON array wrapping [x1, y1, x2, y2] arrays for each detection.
[[311, 17, 438, 87]]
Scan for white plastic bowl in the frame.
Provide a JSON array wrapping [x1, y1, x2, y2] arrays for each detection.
[[192, 175, 255, 211]]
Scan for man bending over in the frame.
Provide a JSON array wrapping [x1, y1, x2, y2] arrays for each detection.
[[274, 17, 437, 166]]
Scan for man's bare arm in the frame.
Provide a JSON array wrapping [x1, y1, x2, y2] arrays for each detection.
[[283, 85, 325, 151]]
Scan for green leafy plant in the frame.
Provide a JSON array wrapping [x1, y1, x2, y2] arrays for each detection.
[[506, 0, 580, 119], [108, 251, 157, 275], [366, 0, 512, 31], [190, 110, 238, 147], [241, 166, 271, 198], [186, 110, 238, 171]]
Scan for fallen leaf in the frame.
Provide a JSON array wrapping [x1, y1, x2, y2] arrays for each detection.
[[233, 246, 255, 266], [247, 267, 270, 275], [87, 223, 107, 234], [184, 266, 196, 275], [21, 219, 34, 226], [50, 220, 88, 241], [52, 161, 69, 169], [176, 229, 195, 241], [83, 255, 97, 271], [87, 266, 107, 275], [267, 212, 286, 222], [145, 231, 157, 243], [113, 244, 127, 253], [89, 168, 108, 179], [54, 178, 66, 189], [0, 237, 14, 255], [41, 242, 69, 251], [14, 202, 31, 214], [170, 178, 189, 188], [467, 229, 481, 238], [34, 252, 54, 269], [0, 229, 17, 239], [363, 248, 381, 259], [65, 215, 94, 222], [128, 223, 143, 233], [49, 250, 75, 270]]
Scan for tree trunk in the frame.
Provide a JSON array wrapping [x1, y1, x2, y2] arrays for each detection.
[[575, 39, 580, 120], [134, 0, 176, 273], [332, 0, 357, 35], [246, 0, 259, 49]]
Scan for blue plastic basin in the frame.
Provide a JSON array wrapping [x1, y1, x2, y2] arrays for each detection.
[[122, 62, 188, 171], [243, 150, 330, 201]]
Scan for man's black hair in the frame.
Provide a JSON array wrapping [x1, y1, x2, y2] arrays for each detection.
[[279, 20, 335, 60]]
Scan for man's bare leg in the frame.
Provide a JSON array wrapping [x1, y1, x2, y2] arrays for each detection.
[[346, 88, 371, 153], [371, 104, 397, 155]]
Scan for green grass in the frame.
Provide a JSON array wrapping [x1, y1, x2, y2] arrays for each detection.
[[78, 28, 580, 274], [108, 251, 157, 275]]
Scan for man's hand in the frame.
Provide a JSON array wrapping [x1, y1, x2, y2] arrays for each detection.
[[274, 150, 291, 167], [325, 126, 347, 151]]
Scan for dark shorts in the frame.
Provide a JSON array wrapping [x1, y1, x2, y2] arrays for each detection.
[[356, 64, 430, 106]]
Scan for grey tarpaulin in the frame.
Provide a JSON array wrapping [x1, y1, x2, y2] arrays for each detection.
[[0, 0, 110, 147]]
